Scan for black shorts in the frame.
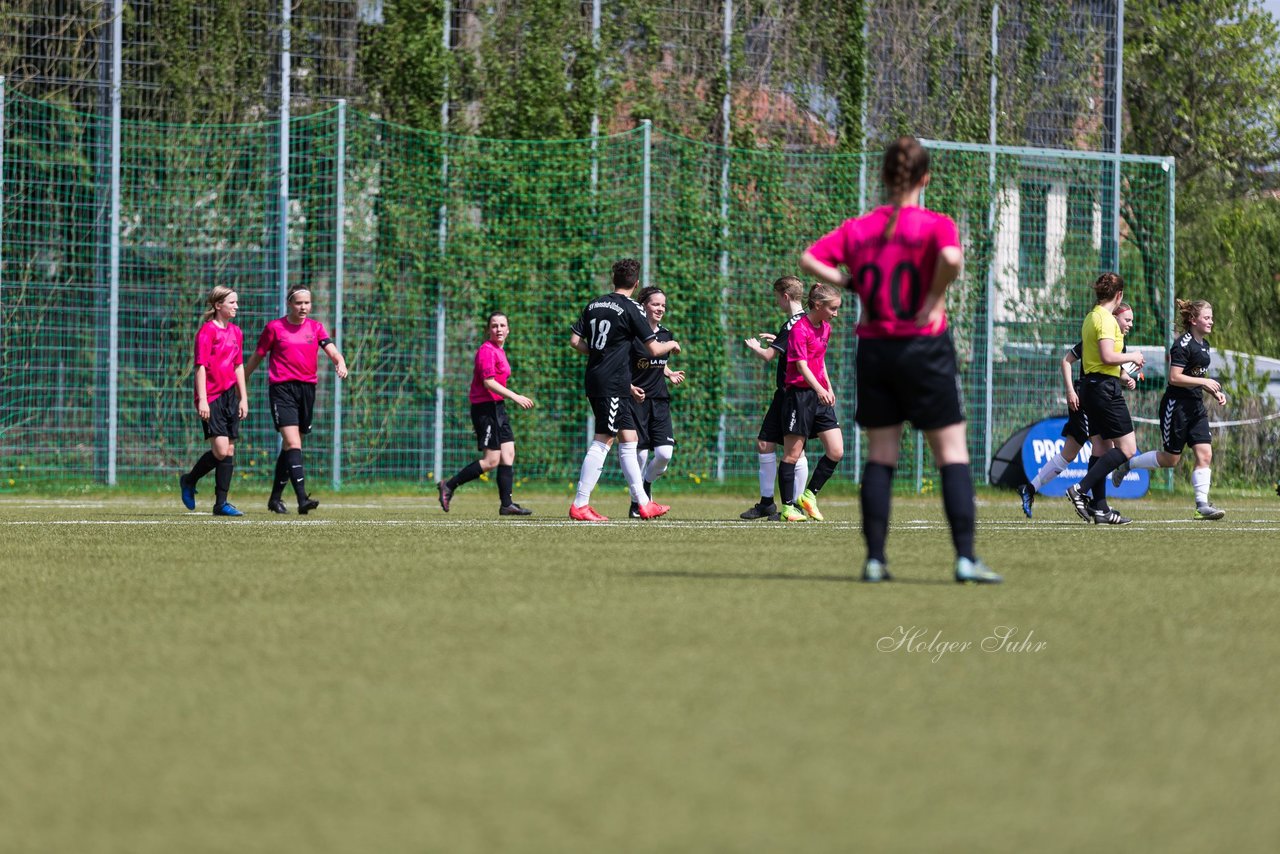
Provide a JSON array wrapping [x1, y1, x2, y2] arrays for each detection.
[[470, 401, 514, 451], [782, 387, 839, 439], [855, 334, 964, 431], [589, 395, 636, 435], [632, 397, 676, 451], [269, 380, 316, 433], [1080, 374, 1133, 440], [1159, 393, 1211, 455], [1062, 384, 1090, 445], [201, 389, 241, 440], [757, 389, 787, 444]]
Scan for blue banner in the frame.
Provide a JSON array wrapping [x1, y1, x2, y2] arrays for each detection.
[[1021, 417, 1150, 498]]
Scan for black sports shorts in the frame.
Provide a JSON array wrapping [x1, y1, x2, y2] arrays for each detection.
[[757, 388, 787, 444], [632, 397, 675, 451], [269, 380, 316, 433], [1062, 383, 1090, 445], [855, 333, 964, 431], [1158, 393, 1211, 455], [589, 395, 636, 435], [782, 387, 839, 438], [201, 389, 241, 440], [470, 400, 514, 451], [1080, 374, 1133, 440]]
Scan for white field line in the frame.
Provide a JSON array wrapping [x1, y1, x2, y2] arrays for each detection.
[[3, 518, 1278, 534]]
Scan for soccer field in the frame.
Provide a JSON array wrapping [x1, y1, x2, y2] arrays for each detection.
[[3, 489, 1278, 853]]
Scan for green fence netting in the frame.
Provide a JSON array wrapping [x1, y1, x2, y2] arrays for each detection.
[[0, 86, 1174, 489]]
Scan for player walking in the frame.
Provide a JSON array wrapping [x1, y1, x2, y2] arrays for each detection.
[[628, 287, 685, 517], [179, 286, 248, 517], [244, 285, 349, 515], [568, 258, 681, 521], [1109, 299, 1227, 520], [777, 284, 844, 522], [437, 312, 536, 516], [1063, 273, 1146, 522], [740, 276, 809, 521], [801, 135, 1001, 583]]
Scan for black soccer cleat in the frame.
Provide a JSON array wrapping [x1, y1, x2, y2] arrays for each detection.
[[267, 498, 289, 514], [740, 501, 779, 521], [1065, 484, 1092, 522], [437, 481, 453, 513], [500, 503, 533, 516], [1092, 508, 1132, 525], [1017, 483, 1035, 519], [298, 496, 320, 515]]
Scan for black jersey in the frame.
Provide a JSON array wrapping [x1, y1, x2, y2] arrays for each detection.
[[571, 293, 655, 397], [770, 312, 806, 391], [1167, 332, 1212, 401], [630, 326, 673, 400], [1069, 339, 1127, 386]]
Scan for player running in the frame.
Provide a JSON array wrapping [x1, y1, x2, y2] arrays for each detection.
[[244, 284, 348, 515], [1109, 298, 1228, 520], [179, 286, 248, 517], [740, 276, 809, 521], [568, 258, 681, 522], [1019, 302, 1137, 522], [801, 135, 1001, 584], [437, 312, 536, 516], [1063, 273, 1146, 522], [777, 283, 844, 522], [628, 287, 685, 518]]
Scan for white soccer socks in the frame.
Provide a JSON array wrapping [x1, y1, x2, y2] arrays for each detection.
[[573, 440, 611, 507]]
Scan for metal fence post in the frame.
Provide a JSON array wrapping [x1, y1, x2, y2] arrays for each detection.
[[434, 0, 452, 484], [1, 76, 6, 358], [983, 1, 999, 483], [716, 0, 732, 482], [641, 119, 651, 288], [332, 100, 346, 490], [278, 0, 291, 315], [107, 0, 123, 485]]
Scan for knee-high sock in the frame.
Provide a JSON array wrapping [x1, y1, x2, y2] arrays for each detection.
[[779, 461, 797, 507], [1076, 447, 1128, 494], [573, 441, 611, 507], [284, 447, 308, 503], [1129, 450, 1161, 470], [939, 463, 976, 561], [1087, 456, 1109, 512], [636, 449, 649, 476], [861, 462, 894, 563], [188, 451, 218, 484], [270, 450, 289, 500], [644, 444, 673, 483], [448, 460, 484, 491], [794, 453, 809, 504], [1192, 467, 1211, 505], [758, 452, 777, 502], [1029, 452, 1068, 492], [806, 455, 840, 494], [497, 464, 514, 506], [214, 455, 234, 506], [618, 441, 647, 503]]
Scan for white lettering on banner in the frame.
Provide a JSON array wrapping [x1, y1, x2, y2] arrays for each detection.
[[1031, 437, 1092, 464]]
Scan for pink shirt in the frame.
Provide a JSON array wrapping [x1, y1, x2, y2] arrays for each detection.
[[469, 340, 512, 404], [193, 320, 243, 403], [807, 205, 960, 339], [785, 316, 831, 389], [254, 317, 331, 384]]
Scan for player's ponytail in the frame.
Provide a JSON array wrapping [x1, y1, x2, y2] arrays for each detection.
[[807, 282, 841, 310], [201, 286, 235, 323], [1176, 298, 1211, 333], [772, 275, 805, 303], [881, 136, 930, 241]]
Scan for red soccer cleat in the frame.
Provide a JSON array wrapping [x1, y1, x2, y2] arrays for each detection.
[[569, 503, 609, 522], [635, 501, 669, 520]]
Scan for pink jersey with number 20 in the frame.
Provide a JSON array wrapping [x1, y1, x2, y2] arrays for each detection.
[[806, 205, 959, 340]]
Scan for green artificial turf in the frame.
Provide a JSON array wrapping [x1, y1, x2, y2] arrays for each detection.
[[2, 488, 1278, 853]]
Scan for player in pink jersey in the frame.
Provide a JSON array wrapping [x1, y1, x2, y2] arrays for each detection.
[[801, 136, 1001, 584], [777, 283, 844, 523], [245, 284, 349, 515], [178, 286, 248, 517], [437, 312, 536, 516]]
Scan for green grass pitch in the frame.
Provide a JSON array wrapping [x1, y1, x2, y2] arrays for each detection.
[[3, 487, 1279, 852]]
